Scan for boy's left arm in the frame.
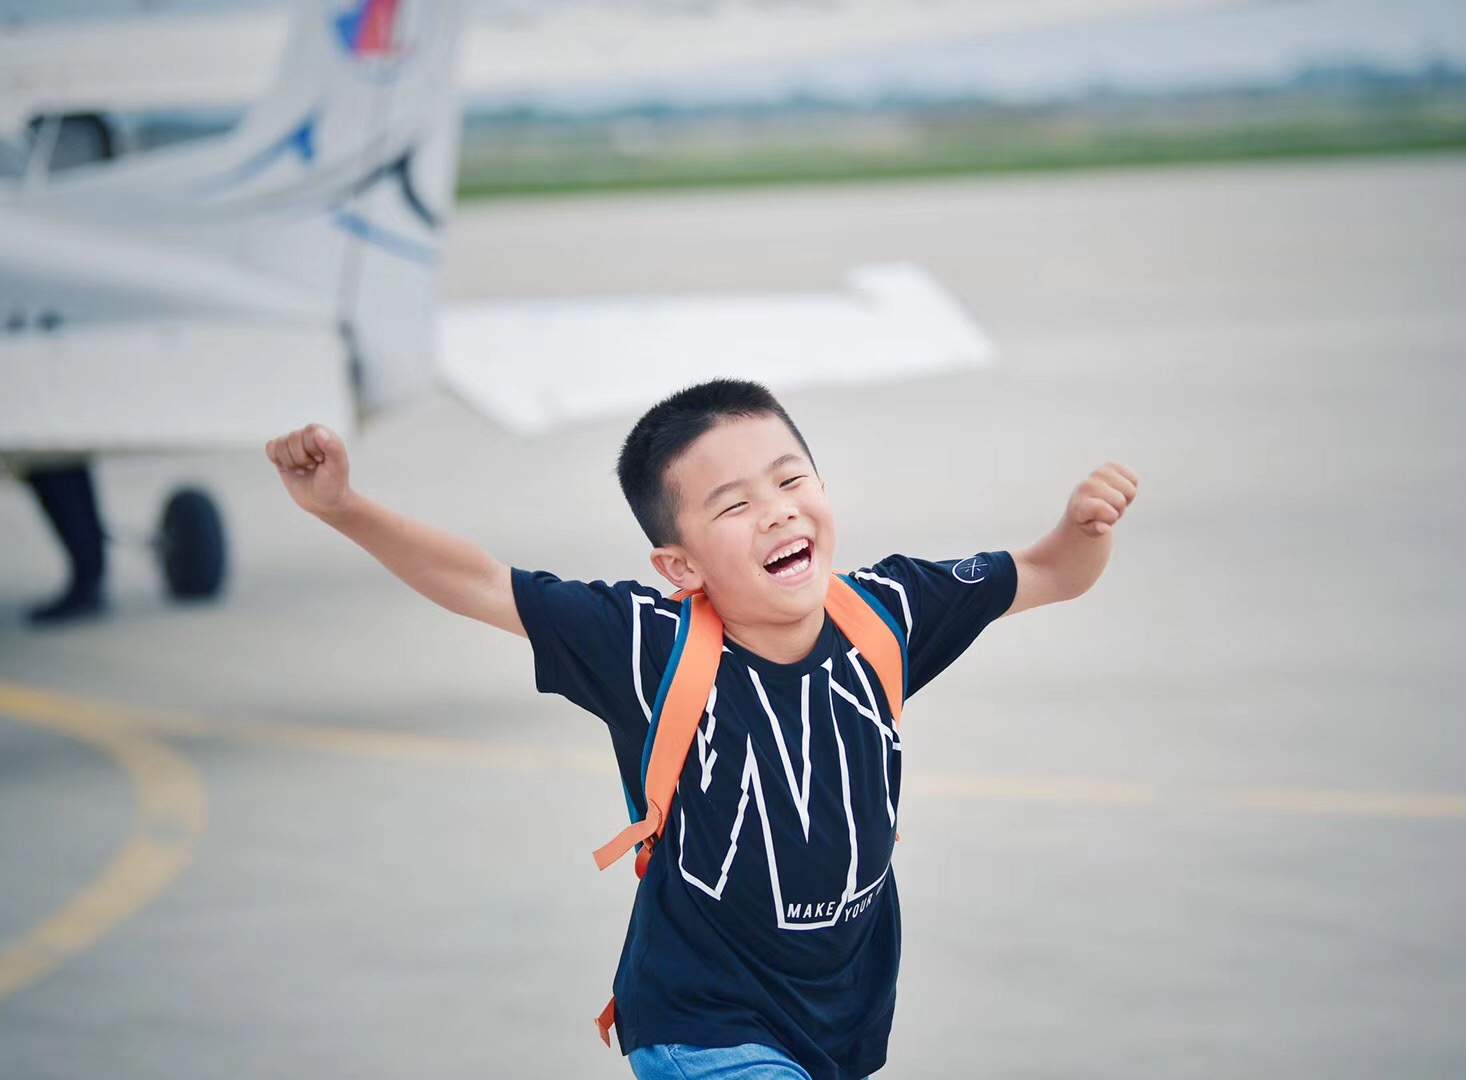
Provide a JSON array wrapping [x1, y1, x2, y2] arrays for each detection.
[[1005, 462, 1140, 618]]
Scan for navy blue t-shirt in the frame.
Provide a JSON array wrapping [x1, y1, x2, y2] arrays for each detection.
[[511, 551, 1017, 1080]]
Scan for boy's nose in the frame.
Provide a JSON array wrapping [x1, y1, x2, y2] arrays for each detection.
[[761, 502, 799, 531]]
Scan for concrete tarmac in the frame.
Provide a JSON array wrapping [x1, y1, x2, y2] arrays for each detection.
[[2, 154, 1464, 1078]]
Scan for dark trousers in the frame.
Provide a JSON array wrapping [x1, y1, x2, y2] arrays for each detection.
[[26, 463, 105, 587]]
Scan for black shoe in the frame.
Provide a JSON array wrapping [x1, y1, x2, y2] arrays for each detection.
[[26, 581, 105, 625]]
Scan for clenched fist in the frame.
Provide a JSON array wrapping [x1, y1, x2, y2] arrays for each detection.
[[265, 423, 351, 518], [1067, 462, 1139, 538]]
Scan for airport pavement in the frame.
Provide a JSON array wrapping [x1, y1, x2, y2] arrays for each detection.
[[2, 154, 1464, 1078]]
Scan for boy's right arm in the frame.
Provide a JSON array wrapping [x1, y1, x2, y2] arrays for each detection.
[[265, 424, 526, 637]]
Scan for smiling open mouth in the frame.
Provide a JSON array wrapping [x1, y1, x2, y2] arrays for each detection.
[[763, 538, 812, 578]]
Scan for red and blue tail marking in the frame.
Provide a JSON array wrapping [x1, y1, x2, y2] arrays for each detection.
[[334, 0, 402, 58]]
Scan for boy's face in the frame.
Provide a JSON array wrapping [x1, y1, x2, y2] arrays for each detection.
[[651, 413, 835, 625]]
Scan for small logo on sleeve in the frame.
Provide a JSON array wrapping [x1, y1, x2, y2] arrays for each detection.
[[952, 555, 988, 584]]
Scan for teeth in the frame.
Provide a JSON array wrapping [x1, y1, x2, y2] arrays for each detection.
[[763, 539, 811, 567], [772, 554, 811, 579]]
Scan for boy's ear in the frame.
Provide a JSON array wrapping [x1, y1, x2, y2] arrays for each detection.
[[650, 545, 703, 593]]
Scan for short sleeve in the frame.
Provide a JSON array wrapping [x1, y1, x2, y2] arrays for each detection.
[[510, 568, 676, 743], [849, 551, 1017, 698]]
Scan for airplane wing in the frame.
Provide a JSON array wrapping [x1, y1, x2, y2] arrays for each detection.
[[437, 263, 992, 435], [0, 322, 351, 455]]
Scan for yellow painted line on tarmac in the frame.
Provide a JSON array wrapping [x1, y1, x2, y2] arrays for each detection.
[[914, 772, 1156, 806], [0, 682, 614, 777], [130, 706, 614, 776], [0, 685, 206, 1004], [914, 771, 1466, 819], [1228, 787, 1466, 819]]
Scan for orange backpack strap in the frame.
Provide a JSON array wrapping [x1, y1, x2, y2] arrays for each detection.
[[594, 996, 617, 1047], [592, 591, 724, 872], [827, 574, 907, 727]]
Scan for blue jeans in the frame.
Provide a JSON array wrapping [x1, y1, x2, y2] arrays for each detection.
[[628, 1042, 814, 1079]]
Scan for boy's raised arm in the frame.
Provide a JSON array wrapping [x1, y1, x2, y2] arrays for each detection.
[[265, 424, 526, 637], [1006, 462, 1140, 618]]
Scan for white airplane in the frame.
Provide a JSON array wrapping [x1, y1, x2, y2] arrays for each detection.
[[1, 0, 465, 620]]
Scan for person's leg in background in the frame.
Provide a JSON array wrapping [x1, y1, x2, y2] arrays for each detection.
[[25, 461, 107, 624]]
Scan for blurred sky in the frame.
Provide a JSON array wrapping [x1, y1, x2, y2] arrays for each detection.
[[2, 0, 1464, 110], [495, 0, 1466, 110]]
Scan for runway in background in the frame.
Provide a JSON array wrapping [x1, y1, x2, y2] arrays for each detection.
[[2, 155, 1464, 1078]]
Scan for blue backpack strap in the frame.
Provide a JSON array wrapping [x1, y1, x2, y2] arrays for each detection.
[[642, 593, 697, 792], [618, 594, 695, 825]]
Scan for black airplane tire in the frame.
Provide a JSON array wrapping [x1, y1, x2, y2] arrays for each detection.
[[158, 488, 227, 599]]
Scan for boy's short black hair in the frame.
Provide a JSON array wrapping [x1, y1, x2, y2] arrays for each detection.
[[617, 378, 816, 547]]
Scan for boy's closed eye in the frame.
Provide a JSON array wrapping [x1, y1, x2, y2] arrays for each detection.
[[716, 476, 807, 518]]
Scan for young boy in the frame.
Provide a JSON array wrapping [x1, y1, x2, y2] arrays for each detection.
[[265, 379, 1138, 1079]]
